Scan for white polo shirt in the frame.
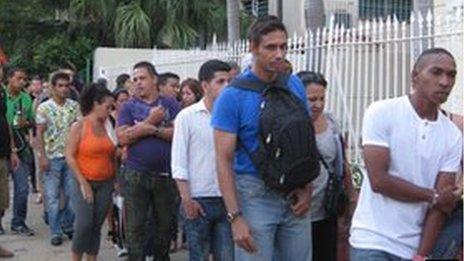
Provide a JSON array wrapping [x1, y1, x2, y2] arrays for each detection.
[[171, 99, 221, 198], [350, 96, 462, 259]]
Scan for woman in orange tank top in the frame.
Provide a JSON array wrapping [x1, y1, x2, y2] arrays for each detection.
[[65, 83, 116, 261]]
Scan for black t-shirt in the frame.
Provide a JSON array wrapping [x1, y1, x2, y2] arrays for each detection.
[[0, 87, 11, 157]]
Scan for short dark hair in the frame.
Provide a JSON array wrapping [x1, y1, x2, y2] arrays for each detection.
[[296, 71, 328, 88], [116, 73, 130, 88], [113, 88, 129, 100], [50, 71, 71, 86], [133, 61, 158, 77], [158, 72, 180, 86], [198, 59, 231, 83], [227, 61, 241, 72], [31, 75, 42, 82], [413, 48, 455, 73], [6, 66, 26, 80], [247, 15, 287, 45], [180, 78, 203, 102], [96, 78, 108, 88], [79, 83, 113, 116]]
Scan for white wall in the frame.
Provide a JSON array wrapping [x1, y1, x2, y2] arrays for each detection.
[[269, 0, 307, 36], [434, 0, 464, 114], [93, 47, 153, 90]]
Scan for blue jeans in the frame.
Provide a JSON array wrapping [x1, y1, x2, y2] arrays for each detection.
[[183, 197, 233, 261], [10, 149, 32, 228], [350, 247, 410, 261], [43, 157, 75, 237], [235, 175, 312, 261], [430, 204, 463, 259]]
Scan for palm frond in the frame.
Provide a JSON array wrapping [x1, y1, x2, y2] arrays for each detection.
[[114, 2, 152, 48], [159, 20, 198, 48]]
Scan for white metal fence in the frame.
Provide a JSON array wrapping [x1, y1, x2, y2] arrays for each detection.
[[97, 8, 463, 165]]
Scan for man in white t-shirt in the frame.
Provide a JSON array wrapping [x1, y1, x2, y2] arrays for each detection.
[[171, 60, 233, 260], [350, 48, 462, 261]]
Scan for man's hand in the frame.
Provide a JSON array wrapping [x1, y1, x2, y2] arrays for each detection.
[[146, 106, 165, 125], [16, 118, 29, 129], [435, 185, 457, 214], [10, 152, 20, 171], [38, 155, 50, 172], [289, 185, 312, 216], [181, 198, 205, 220], [128, 121, 155, 138], [412, 254, 427, 261], [232, 217, 258, 253]]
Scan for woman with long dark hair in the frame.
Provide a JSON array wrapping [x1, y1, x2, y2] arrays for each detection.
[[65, 83, 116, 261], [179, 78, 202, 108]]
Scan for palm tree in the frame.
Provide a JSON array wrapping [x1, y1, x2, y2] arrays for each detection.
[[114, 1, 152, 48], [169, 0, 227, 48], [68, 0, 117, 45], [66, 0, 225, 48], [227, 0, 240, 43]]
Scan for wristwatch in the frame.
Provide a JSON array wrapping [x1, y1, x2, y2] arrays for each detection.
[[227, 210, 242, 223]]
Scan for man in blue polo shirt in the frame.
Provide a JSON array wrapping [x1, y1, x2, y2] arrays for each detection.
[[117, 61, 181, 261], [212, 16, 313, 261]]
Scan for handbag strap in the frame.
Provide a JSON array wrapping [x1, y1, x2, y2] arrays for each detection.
[[319, 155, 336, 178]]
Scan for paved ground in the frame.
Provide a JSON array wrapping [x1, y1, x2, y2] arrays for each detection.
[[0, 186, 188, 260]]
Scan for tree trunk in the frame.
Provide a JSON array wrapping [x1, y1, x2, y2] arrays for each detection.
[[198, 23, 207, 49], [227, 0, 240, 43]]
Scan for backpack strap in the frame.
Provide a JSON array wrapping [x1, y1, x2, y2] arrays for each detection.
[[319, 156, 331, 173], [324, 113, 347, 179], [229, 78, 266, 93], [229, 73, 291, 93]]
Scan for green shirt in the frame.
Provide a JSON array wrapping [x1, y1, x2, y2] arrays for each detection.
[[5, 89, 34, 126]]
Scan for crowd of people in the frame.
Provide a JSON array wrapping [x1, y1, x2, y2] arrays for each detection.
[[0, 15, 462, 261]]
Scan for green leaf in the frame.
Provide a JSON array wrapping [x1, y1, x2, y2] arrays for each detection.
[[114, 2, 152, 48]]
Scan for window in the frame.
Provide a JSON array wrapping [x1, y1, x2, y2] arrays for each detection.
[[359, 0, 413, 22], [334, 12, 352, 27], [242, 0, 269, 18]]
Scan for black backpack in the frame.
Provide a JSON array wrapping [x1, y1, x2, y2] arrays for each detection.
[[231, 74, 320, 194]]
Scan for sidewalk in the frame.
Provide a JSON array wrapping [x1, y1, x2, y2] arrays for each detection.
[[0, 184, 188, 260]]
